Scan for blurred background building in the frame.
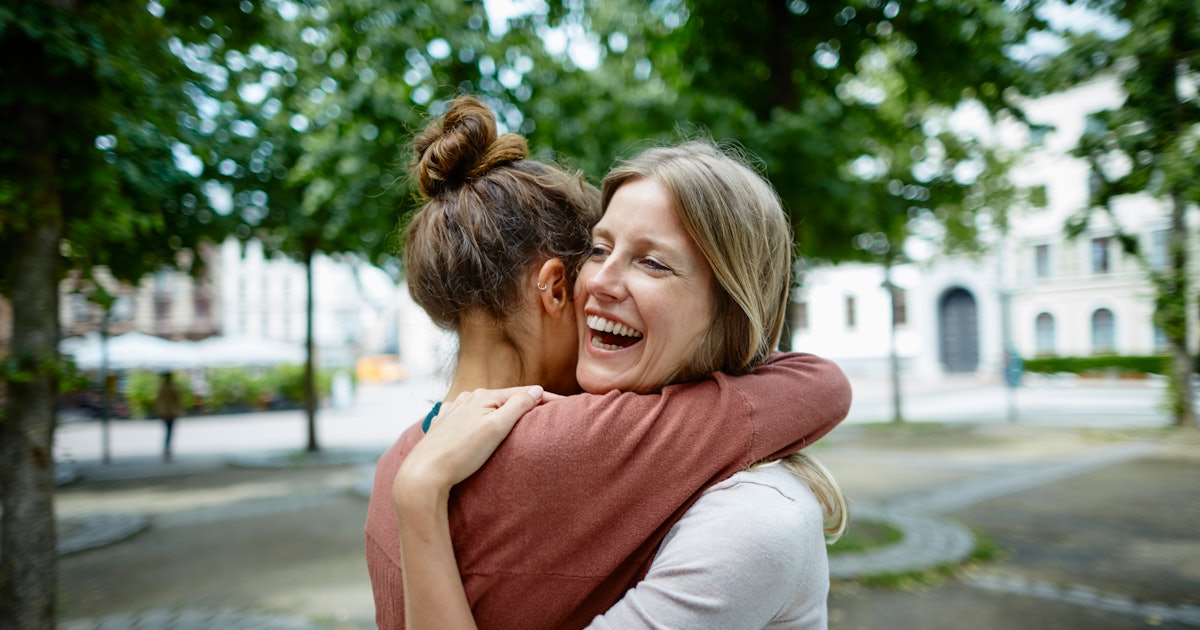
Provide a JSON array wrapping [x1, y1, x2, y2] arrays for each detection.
[[793, 75, 1193, 382]]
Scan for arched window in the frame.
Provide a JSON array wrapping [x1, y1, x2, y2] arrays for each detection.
[[1091, 308, 1115, 354], [1035, 312, 1056, 356]]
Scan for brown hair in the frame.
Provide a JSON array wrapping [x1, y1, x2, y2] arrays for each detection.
[[601, 140, 792, 383], [403, 96, 601, 330]]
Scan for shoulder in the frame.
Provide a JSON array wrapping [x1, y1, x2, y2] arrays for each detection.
[[688, 464, 826, 549], [623, 464, 828, 628]]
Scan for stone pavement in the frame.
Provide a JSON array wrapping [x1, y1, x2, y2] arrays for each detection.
[[49, 377, 1200, 629]]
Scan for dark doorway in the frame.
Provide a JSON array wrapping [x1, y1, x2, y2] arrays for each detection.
[[939, 288, 979, 373]]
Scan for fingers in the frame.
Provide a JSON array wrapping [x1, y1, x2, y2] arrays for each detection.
[[429, 386, 545, 428], [400, 385, 547, 493]]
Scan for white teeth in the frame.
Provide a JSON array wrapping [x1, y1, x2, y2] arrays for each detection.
[[587, 315, 643, 339], [590, 337, 622, 351]]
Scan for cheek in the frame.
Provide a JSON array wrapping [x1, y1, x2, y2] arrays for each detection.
[[573, 267, 594, 301]]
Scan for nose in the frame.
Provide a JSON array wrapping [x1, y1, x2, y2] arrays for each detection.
[[583, 256, 626, 302]]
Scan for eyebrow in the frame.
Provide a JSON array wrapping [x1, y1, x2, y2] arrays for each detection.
[[593, 224, 690, 263]]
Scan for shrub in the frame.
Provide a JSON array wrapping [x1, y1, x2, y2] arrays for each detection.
[[124, 370, 194, 418], [1022, 354, 1171, 376]]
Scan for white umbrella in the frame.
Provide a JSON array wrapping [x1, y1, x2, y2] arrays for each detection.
[[63, 331, 200, 371], [192, 335, 305, 367]]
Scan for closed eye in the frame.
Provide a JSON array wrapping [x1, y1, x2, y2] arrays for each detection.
[[642, 257, 671, 272]]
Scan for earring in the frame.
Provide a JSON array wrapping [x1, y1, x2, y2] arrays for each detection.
[[537, 282, 548, 291]]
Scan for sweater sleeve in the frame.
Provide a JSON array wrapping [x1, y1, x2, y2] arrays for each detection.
[[365, 352, 850, 630], [448, 352, 849, 628]]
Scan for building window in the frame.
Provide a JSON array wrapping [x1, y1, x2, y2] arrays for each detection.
[[111, 295, 134, 321], [1087, 171, 1103, 198], [845, 295, 856, 330], [1091, 237, 1111, 274], [1035, 244, 1051, 278], [1149, 229, 1170, 271], [1091, 308, 1115, 354], [891, 288, 907, 326], [793, 300, 809, 331], [1029, 184, 1048, 208], [153, 271, 173, 320], [69, 293, 92, 324], [1029, 126, 1050, 147], [194, 285, 211, 320], [1154, 325, 1169, 351], [1035, 312, 1055, 356]]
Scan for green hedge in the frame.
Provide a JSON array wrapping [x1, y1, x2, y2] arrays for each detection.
[[1022, 355, 1171, 376], [122, 365, 336, 418]]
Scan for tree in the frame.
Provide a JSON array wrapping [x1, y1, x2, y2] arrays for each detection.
[[0, 2, 258, 625], [514, 0, 1040, 421], [207, 0, 556, 451], [1044, 0, 1198, 428]]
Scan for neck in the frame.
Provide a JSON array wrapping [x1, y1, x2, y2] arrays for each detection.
[[446, 323, 527, 400]]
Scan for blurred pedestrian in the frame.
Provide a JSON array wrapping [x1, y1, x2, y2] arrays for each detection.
[[153, 371, 183, 462]]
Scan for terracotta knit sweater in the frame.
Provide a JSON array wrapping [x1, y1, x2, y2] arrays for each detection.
[[364, 352, 851, 629]]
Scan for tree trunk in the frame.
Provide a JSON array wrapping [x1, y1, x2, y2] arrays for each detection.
[[1, 153, 62, 628], [1166, 189, 1197, 428], [304, 248, 319, 452], [767, 0, 799, 112]]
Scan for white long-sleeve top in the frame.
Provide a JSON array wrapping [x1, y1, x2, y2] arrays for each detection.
[[587, 462, 830, 629]]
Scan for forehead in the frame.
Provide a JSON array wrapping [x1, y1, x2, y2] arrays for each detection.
[[596, 178, 682, 236]]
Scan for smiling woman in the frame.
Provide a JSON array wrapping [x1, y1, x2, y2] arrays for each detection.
[[577, 177, 716, 393], [367, 105, 850, 630]]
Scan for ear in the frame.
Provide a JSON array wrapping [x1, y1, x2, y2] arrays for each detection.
[[535, 258, 570, 318]]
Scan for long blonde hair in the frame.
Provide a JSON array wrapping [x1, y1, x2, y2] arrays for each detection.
[[769, 453, 848, 544], [605, 139, 848, 543]]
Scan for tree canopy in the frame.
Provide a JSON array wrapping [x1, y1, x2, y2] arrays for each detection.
[[1037, 0, 1198, 427]]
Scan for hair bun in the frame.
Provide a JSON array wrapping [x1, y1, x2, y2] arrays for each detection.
[[412, 96, 529, 198]]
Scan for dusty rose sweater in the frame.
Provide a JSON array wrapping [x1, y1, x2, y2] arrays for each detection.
[[364, 352, 851, 629]]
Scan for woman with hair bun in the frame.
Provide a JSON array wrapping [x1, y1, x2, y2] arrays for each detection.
[[365, 97, 850, 629]]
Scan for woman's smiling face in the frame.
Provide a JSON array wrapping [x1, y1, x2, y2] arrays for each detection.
[[574, 177, 716, 394]]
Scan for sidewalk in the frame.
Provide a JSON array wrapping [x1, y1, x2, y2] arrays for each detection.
[[50, 378, 1200, 629]]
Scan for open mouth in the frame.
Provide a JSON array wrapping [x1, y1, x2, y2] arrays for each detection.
[[587, 314, 643, 351]]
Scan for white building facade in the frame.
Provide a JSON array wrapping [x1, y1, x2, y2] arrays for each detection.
[[791, 76, 1197, 382]]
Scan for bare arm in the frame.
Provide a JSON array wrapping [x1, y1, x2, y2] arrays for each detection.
[[392, 386, 545, 630]]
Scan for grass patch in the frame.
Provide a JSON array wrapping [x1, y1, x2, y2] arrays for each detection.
[[829, 518, 903, 555], [1081, 426, 1200, 445], [837, 527, 1005, 590], [858, 421, 977, 437]]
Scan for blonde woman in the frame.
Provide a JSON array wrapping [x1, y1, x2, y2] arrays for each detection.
[[366, 100, 849, 629]]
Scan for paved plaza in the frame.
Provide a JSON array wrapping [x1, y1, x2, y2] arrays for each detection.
[[48, 373, 1200, 629]]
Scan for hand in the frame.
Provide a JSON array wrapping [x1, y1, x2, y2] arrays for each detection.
[[394, 385, 545, 504]]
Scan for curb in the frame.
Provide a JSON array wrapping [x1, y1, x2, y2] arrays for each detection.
[[58, 513, 150, 556], [830, 503, 976, 580], [58, 608, 328, 630]]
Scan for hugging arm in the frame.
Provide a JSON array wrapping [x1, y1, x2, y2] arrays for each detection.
[[387, 352, 851, 628], [392, 387, 545, 630]]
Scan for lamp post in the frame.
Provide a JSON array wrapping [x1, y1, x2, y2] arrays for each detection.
[[882, 260, 903, 424]]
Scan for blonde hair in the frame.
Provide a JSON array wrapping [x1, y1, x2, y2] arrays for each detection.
[[605, 139, 848, 542], [602, 141, 791, 382], [773, 453, 849, 543], [403, 96, 601, 331]]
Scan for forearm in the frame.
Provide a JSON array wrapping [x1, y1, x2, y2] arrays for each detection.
[[391, 387, 542, 629], [395, 474, 478, 630]]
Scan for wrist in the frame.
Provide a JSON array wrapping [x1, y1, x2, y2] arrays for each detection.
[[393, 460, 452, 516]]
